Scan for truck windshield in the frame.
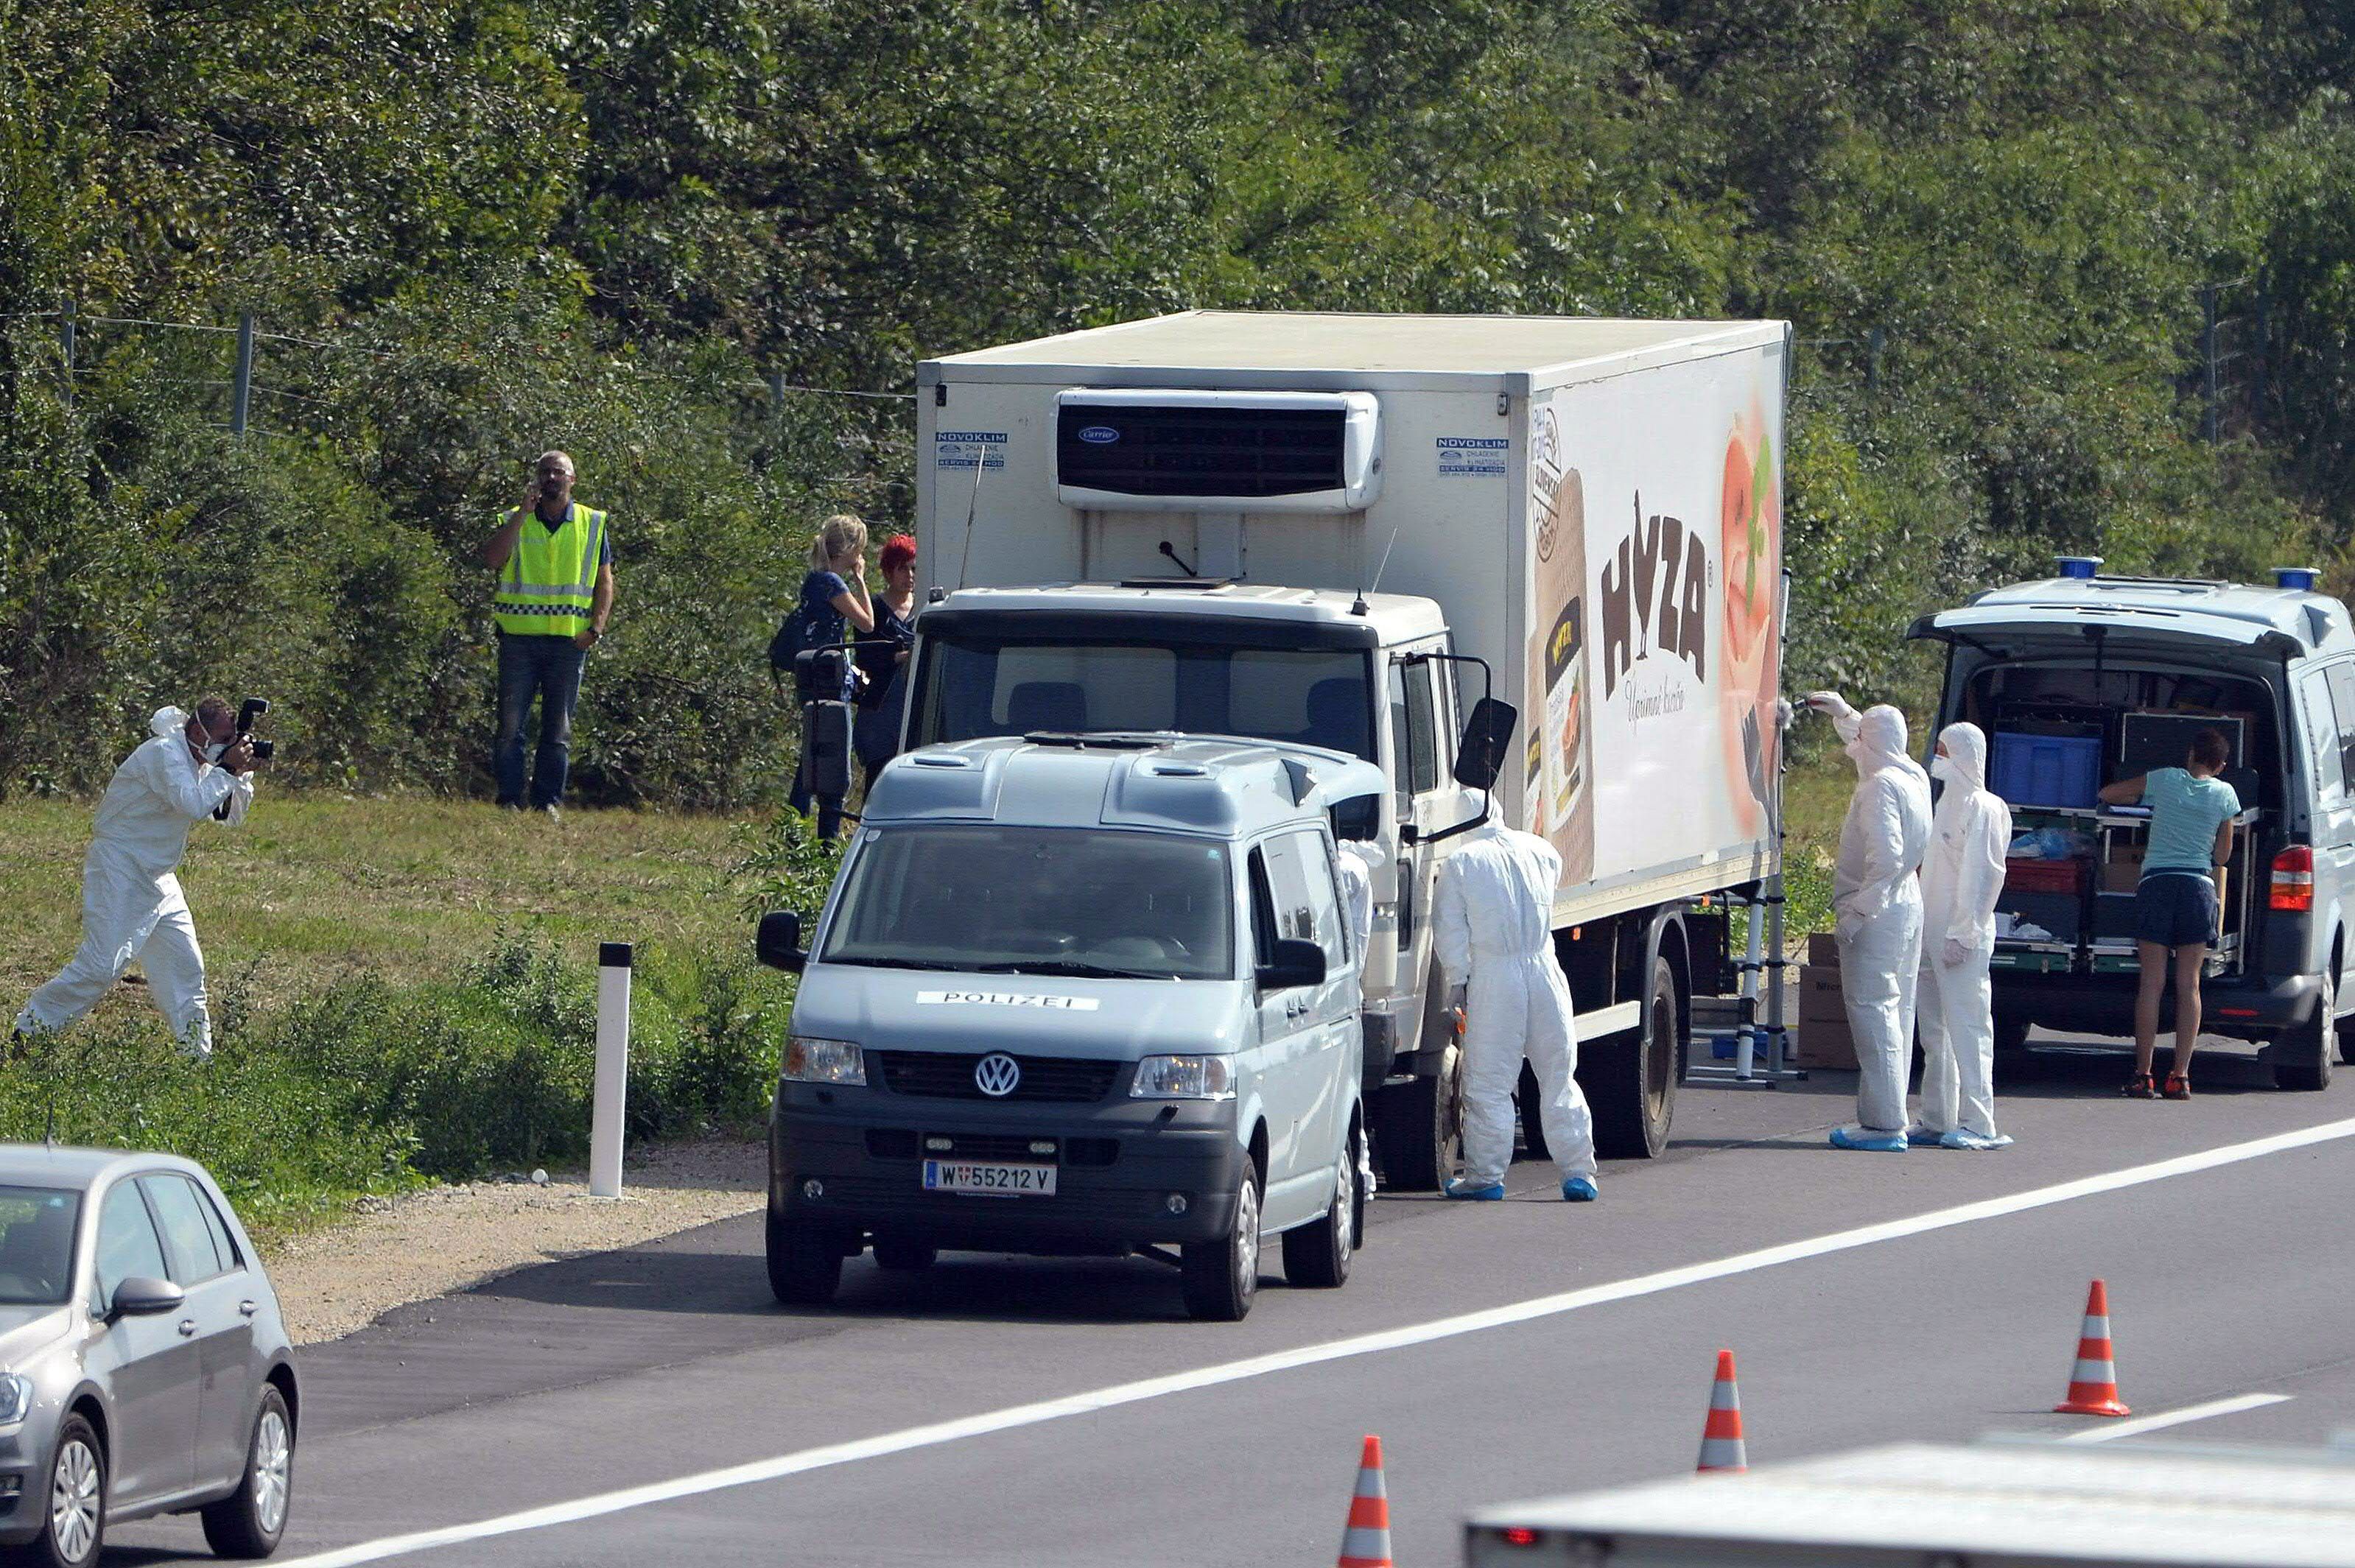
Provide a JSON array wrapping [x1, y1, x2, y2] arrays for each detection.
[[0, 1186, 80, 1305], [822, 826, 1235, 981], [913, 636, 1378, 761]]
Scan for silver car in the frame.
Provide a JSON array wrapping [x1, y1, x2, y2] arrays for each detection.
[[0, 1146, 298, 1565]]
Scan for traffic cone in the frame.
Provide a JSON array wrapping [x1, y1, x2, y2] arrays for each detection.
[[1696, 1349, 1747, 1472], [2054, 1279, 2131, 1416], [1336, 1435, 1393, 1568]]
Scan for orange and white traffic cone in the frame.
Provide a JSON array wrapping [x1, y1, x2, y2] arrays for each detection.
[[2054, 1279, 2131, 1416], [1696, 1349, 1747, 1472], [1336, 1435, 1394, 1568]]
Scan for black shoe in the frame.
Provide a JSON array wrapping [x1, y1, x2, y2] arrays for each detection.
[[2122, 1072, 2158, 1099]]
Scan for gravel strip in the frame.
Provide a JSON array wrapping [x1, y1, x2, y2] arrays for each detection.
[[267, 1137, 766, 1344]]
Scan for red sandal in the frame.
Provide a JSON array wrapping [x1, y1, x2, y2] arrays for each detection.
[[2162, 1073, 2192, 1100], [2121, 1072, 2158, 1099]]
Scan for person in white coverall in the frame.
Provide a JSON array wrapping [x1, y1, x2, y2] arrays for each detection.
[[1807, 693, 1932, 1152], [1432, 818, 1598, 1201], [13, 700, 259, 1061], [1912, 723, 2015, 1150]]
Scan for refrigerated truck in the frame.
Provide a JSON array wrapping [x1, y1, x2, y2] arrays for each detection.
[[903, 312, 1791, 1184]]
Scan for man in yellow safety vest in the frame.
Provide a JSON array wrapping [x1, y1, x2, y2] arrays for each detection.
[[479, 450, 615, 817]]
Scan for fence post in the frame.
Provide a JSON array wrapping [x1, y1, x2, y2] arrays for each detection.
[[2200, 283, 2219, 446], [1865, 326, 1886, 395], [231, 311, 254, 437], [589, 942, 633, 1198], [768, 370, 786, 410], [58, 300, 75, 404]]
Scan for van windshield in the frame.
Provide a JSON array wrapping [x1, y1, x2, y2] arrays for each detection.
[[822, 826, 1235, 981], [912, 634, 1378, 761]]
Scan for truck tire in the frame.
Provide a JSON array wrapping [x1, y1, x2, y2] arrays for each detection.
[[1373, 1044, 1461, 1192], [766, 1206, 844, 1305], [1584, 956, 1681, 1160], [1181, 1160, 1262, 1321], [2277, 971, 2336, 1091], [1282, 1116, 1362, 1289]]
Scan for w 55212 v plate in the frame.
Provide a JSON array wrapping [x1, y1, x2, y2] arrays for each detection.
[[922, 1160, 1056, 1196]]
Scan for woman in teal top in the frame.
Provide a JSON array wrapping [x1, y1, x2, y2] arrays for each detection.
[[2097, 728, 2242, 1100]]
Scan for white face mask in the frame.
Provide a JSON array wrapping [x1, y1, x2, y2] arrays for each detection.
[[1931, 754, 1956, 781]]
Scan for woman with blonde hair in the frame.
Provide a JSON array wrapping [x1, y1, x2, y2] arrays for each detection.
[[789, 515, 874, 836]]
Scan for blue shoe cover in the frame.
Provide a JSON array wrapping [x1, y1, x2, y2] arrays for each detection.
[[1829, 1125, 1908, 1153], [1938, 1128, 2014, 1150], [1903, 1123, 1944, 1147], [1561, 1176, 1599, 1202], [1444, 1178, 1506, 1201]]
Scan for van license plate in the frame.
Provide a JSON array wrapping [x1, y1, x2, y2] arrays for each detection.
[[923, 1160, 1056, 1196]]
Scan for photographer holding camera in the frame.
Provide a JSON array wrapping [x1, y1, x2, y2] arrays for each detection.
[[11, 697, 263, 1064]]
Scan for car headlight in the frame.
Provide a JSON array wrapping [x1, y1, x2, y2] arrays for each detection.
[[1130, 1054, 1237, 1101], [783, 1036, 866, 1086], [0, 1374, 32, 1428]]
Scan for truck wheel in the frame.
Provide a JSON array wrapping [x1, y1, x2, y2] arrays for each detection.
[[766, 1206, 844, 1305], [871, 1237, 938, 1272], [1282, 1117, 1362, 1289], [1584, 956, 1680, 1160], [1181, 1161, 1262, 1321], [1373, 1044, 1461, 1192], [1517, 1062, 1551, 1162], [2277, 971, 2336, 1091]]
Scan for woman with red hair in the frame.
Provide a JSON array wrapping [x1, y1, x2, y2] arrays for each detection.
[[854, 534, 921, 792]]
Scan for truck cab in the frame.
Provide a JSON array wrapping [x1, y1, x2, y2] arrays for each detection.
[[756, 733, 1387, 1321], [1911, 561, 2355, 1089]]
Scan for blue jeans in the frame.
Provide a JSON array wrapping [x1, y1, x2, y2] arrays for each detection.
[[495, 634, 588, 809]]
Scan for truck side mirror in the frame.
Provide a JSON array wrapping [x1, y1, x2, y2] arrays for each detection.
[[756, 911, 808, 974], [1257, 937, 1327, 992], [1453, 697, 1518, 790]]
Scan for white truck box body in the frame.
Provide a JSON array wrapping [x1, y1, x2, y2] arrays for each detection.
[[916, 312, 1791, 924], [1465, 1439, 2355, 1567]]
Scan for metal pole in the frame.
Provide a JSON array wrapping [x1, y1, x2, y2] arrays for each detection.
[[2200, 284, 2219, 446], [768, 370, 786, 409], [589, 942, 633, 1198], [1865, 326, 1885, 395], [231, 312, 254, 437]]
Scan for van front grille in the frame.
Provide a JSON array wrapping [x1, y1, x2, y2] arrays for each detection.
[[874, 1052, 1122, 1103]]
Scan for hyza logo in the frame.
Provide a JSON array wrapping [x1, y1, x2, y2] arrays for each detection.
[[1598, 493, 1708, 700], [973, 1052, 1022, 1097]]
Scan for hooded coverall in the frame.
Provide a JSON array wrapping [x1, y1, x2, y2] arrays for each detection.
[[1433, 820, 1596, 1186], [1821, 699, 1933, 1138], [14, 708, 253, 1059], [1916, 723, 2013, 1142]]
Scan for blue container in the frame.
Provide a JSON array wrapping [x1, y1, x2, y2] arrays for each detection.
[[1990, 732, 2103, 809]]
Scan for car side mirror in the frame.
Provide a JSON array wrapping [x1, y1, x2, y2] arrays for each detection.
[[108, 1276, 184, 1323], [1257, 937, 1327, 992], [756, 911, 808, 974], [1453, 697, 1518, 790]]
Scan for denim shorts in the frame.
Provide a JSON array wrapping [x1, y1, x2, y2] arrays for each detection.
[[2135, 871, 2219, 950]]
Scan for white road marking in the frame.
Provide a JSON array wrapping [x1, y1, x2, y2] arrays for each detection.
[[2060, 1392, 2292, 1444], [278, 1113, 2355, 1567]]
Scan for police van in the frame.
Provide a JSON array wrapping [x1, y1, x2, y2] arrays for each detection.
[[754, 733, 1387, 1321]]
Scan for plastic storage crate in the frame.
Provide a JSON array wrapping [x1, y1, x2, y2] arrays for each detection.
[[1991, 732, 2103, 809], [2004, 857, 2088, 895]]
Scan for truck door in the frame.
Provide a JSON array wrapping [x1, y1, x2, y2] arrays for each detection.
[[1388, 648, 1463, 1050]]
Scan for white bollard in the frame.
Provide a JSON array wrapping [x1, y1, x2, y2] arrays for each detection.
[[589, 941, 632, 1198]]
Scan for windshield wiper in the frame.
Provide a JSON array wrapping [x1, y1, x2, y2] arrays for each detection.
[[969, 960, 1171, 980], [826, 955, 948, 971]]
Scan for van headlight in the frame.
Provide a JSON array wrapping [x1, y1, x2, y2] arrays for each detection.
[[0, 1374, 31, 1429], [1131, 1054, 1237, 1101], [783, 1037, 867, 1086]]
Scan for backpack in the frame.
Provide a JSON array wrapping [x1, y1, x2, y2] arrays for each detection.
[[768, 601, 813, 677]]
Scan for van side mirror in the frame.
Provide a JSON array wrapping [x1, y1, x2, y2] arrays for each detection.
[[756, 911, 808, 974], [1257, 937, 1327, 992], [108, 1276, 184, 1323], [1453, 697, 1518, 790]]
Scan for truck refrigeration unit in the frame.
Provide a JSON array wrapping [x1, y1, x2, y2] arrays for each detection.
[[899, 312, 1791, 1186]]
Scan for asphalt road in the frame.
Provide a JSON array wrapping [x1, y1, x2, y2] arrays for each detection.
[[110, 1033, 2355, 1567]]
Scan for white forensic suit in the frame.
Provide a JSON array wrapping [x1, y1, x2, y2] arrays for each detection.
[[1433, 820, 1596, 1188], [1335, 838, 1378, 965], [15, 708, 255, 1060], [1914, 723, 2013, 1147], [1812, 695, 1932, 1146]]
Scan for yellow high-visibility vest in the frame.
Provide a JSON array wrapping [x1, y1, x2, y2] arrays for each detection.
[[494, 503, 606, 638]]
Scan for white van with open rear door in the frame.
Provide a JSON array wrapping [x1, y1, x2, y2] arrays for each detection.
[[1909, 559, 2355, 1089]]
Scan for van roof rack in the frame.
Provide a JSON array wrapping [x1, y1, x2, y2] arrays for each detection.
[[1021, 731, 1167, 750], [1117, 577, 1234, 590]]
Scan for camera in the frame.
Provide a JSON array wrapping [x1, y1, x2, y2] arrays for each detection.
[[236, 697, 275, 762]]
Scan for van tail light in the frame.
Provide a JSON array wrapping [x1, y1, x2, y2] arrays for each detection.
[[2271, 845, 2315, 912]]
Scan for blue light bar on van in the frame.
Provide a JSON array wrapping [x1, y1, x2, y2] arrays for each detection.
[[2055, 555, 2103, 580], [2275, 566, 2320, 591]]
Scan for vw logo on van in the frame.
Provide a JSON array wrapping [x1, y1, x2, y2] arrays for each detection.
[[973, 1052, 1022, 1097], [1075, 425, 1120, 445]]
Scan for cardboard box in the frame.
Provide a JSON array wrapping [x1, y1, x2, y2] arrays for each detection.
[[1797, 963, 1846, 1022], [1789, 1010, 1857, 1070], [2102, 836, 2143, 894], [1807, 932, 1839, 968]]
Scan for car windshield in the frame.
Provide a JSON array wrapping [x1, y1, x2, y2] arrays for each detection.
[[823, 826, 1234, 980], [913, 636, 1378, 762], [0, 1186, 81, 1306]]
